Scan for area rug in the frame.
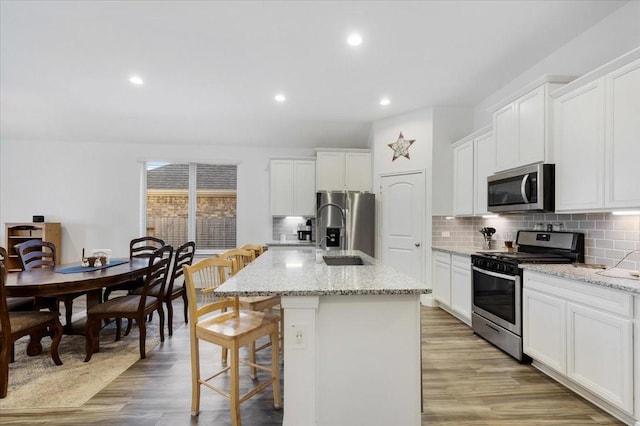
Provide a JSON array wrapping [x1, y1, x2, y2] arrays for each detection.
[[0, 318, 164, 409]]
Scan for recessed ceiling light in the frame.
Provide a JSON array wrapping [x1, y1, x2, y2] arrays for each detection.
[[129, 75, 144, 85], [275, 93, 286, 102], [379, 97, 390, 106], [347, 32, 362, 47]]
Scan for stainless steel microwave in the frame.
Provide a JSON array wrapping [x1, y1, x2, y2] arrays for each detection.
[[487, 163, 555, 213]]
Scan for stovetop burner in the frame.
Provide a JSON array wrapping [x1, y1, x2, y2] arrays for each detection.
[[475, 251, 572, 264]]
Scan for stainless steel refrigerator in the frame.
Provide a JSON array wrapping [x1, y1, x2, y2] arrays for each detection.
[[316, 191, 375, 257]]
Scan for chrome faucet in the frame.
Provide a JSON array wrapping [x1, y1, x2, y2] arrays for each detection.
[[316, 203, 347, 250]]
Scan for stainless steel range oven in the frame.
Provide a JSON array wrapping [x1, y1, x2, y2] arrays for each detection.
[[471, 231, 584, 362]]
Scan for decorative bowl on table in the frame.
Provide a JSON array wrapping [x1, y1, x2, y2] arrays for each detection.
[[85, 256, 107, 267]]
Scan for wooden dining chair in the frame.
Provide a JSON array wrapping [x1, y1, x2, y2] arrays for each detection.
[[0, 263, 64, 398], [0, 247, 35, 312], [103, 236, 166, 301], [164, 241, 195, 336], [16, 239, 80, 332], [182, 258, 281, 425], [84, 244, 173, 362], [220, 247, 283, 371], [239, 243, 266, 257]]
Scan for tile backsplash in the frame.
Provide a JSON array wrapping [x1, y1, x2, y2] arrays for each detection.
[[433, 213, 640, 271], [272, 216, 315, 242]]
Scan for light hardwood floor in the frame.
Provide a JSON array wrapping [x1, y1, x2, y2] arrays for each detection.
[[1, 302, 625, 425]]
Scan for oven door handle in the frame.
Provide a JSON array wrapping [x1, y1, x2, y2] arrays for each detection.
[[472, 266, 517, 281], [520, 174, 530, 203]]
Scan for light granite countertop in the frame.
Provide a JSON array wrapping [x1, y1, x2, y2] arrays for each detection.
[[266, 240, 316, 247], [432, 246, 481, 256], [215, 248, 430, 296], [521, 264, 640, 295]]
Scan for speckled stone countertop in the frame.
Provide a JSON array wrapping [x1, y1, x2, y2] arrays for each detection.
[[214, 248, 430, 296], [266, 241, 315, 247], [432, 246, 480, 256], [521, 264, 640, 295]]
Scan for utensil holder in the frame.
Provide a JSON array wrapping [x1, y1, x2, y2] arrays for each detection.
[[483, 236, 493, 250]]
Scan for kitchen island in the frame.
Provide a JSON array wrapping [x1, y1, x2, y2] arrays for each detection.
[[215, 248, 429, 426]]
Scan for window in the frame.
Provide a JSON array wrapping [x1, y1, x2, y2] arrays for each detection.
[[145, 162, 237, 250]]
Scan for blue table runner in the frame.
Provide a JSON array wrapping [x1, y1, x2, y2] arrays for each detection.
[[56, 259, 129, 274]]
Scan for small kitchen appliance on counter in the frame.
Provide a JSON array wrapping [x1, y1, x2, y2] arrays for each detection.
[[471, 230, 584, 362]]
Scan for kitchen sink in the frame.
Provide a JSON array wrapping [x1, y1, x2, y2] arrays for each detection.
[[323, 255, 365, 266]]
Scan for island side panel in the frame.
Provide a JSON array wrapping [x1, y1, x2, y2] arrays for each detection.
[[316, 294, 422, 426]]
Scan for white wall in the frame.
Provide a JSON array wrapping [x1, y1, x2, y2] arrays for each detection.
[[473, 0, 640, 127], [0, 140, 313, 263]]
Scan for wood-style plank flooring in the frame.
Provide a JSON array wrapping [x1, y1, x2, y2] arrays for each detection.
[[1, 301, 625, 425]]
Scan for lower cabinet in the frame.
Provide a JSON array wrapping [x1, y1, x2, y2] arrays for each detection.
[[432, 250, 471, 326], [523, 271, 634, 417]]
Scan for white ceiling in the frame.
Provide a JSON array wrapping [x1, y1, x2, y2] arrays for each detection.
[[0, 0, 628, 148]]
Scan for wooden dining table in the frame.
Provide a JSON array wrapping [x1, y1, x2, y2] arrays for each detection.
[[4, 258, 150, 335]]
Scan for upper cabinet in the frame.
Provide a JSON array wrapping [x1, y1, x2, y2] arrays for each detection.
[[492, 76, 574, 172], [452, 127, 494, 217], [316, 149, 372, 192], [270, 159, 316, 216], [553, 49, 640, 212]]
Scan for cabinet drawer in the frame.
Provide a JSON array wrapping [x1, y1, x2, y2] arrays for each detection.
[[433, 250, 451, 264], [451, 255, 470, 270], [524, 271, 633, 317]]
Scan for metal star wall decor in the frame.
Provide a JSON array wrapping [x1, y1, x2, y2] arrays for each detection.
[[387, 132, 415, 161]]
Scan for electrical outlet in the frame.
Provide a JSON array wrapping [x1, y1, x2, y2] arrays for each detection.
[[290, 323, 307, 349], [442, 231, 450, 237]]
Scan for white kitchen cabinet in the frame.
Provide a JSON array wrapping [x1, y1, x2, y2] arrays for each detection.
[[553, 78, 605, 211], [451, 126, 493, 217], [316, 150, 372, 192], [553, 50, 640, 212], [270, 159, 316, 216], [450, 254, 471, 325], [567, 302, 633, 413], [473, 130, 495, 215], [432, 250, 471, 326], [452, 141, 474, 216], [492, 76, 572, 172], [523, 287, 567, 374], [523, 270, 635, 417], [432, 250, 451, 307], [605, 57, 640, 208]]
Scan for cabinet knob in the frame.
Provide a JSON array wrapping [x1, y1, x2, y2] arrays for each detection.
[[415, 242, 421, 247]]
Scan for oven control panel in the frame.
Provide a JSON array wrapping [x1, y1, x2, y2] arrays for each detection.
[[471, 257, 519, 275]]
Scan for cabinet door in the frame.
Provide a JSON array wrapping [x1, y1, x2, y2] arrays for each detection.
[[432, 257, 451, 307], [473, 131, 495, 215], [316, 152, 345, 191], [344, 152, 372, 192], [522, 288, 566, 374], [270, 160, 294, 216], [567, 303, 633, 413], [450, 256, 471, 325], [453, 142, 474, 216], [554, 78, 605, 211], [516, 85, 546, 166], [293, 161, 316, 216], [494, 103, 517, 172], [605, 58, 640, 208]]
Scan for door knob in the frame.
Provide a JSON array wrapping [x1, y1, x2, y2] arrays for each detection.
[[415, 242, 421, 247]]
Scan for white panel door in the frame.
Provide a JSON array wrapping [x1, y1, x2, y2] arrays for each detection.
[[432, 257, 451, 307], [473, 130, 495, 215], [517, 85, 546, 166], [554, 78, 605, 211], [567, 302, 634, 413], [606, 57, 640, 208], [522, 288, 566, 374], [450, 256, 471, 324], [380, 172, 424, 283]]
